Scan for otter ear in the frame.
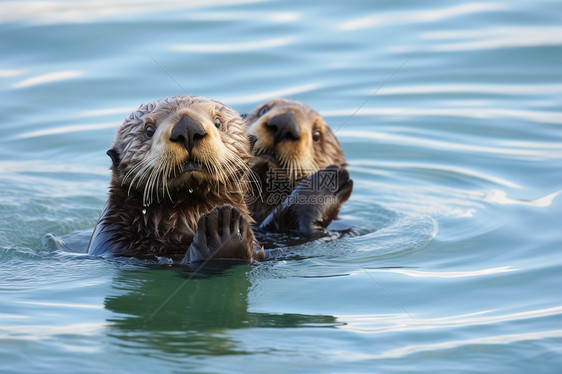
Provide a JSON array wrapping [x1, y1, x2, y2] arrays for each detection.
[[106, 148, 120, 172], [248, 134, 258, 152]]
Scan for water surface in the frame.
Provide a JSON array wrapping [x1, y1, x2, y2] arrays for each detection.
[[1, 1, 561, 373]]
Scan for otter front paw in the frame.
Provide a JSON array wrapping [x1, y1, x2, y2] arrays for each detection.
[[186, 205, 255, 263], [296, 165, 353, 232], [259, 165, 353, 234]]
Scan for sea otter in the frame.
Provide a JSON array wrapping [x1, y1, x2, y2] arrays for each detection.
[[87, 95, 263, 263], [243, 98, 353, 235]]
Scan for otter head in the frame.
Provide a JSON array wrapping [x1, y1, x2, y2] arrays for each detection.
[[107, 95, 253, 206], [244, 98, 346, 183]]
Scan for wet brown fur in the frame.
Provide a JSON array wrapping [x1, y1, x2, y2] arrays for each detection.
[[88, 95, 259, 262], [244, 98, 347, 224]]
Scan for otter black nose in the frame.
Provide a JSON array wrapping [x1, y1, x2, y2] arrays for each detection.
[[170, 114, 206, 154], [266, 112, 300, 144]]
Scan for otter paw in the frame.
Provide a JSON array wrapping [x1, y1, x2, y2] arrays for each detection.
[[187, 205, 253, 263], [259, 165, 353, 234], [294, 165, 353, 231]]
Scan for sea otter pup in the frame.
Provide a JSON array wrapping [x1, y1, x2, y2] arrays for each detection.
[[244, 98, 353, 235], [87, 95, 263, 263]]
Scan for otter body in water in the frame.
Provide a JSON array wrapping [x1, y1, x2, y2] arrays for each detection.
[[88, 95, 262, 263], [244, 98, 353, 235]]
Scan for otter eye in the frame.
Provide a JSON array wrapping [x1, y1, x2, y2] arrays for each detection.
[[145, 124, 155, 138], [313, 129, 321, 142], [258, 106, 268, 117], [214, 117, 222, 129]]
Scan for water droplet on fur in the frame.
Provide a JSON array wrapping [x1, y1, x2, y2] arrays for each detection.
[[142, 209, 147, 215], [189, 188, 193, 194]]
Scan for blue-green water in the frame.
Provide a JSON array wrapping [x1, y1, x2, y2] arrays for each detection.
[[1, 1, 561, 373]]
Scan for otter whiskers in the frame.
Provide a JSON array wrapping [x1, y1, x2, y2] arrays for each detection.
[[122, 152, 176, 207], [121, 149, 259, 208]]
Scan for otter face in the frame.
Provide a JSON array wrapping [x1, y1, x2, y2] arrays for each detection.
[[244, 98, 346, 182], [109, 95, 252, 205]]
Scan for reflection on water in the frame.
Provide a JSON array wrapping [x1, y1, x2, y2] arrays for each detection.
[[105, 264, 340, 356]]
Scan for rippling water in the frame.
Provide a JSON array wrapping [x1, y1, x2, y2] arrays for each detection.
[[1, 1, 561, 373]]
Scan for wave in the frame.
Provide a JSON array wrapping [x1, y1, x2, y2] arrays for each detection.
[[12, 70, 83, 89], [338, 3, 505, 31], [424, 26, 562, 51], [0, 0, 264, 25], [171, 37, 296, 53], [338, 130, 562, 159], [327, 108, 562, 126], [14, 122, 118, 139]]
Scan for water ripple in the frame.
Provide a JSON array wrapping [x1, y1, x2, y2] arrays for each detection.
[[78, 106, 136, 118], [0, 161, 108, 176], [184, 11, 300, 23], [424, 26, 562, 51], [0, 69, 25, 78], [0, 0, 264, 25], [14, 122, 118, 139], [477, 189, 561, 207], [15, 301, 103, 310], [0, 323, 104, 340], [374, 83, 562, 96], [12, 70, 83, 89], [353, 160, 522, 189], [347, 203, 438, 258], [171, 37, 296, 53], [369, 329, 562, 359], [373, 265, 517, 278], [354, 179, 481, 218], [339, 3, 505, 31], [339, 130, 562, 159], [329, 108, 562, 126], [337, 306, 562, 335], [220, 83, 322, 106]]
